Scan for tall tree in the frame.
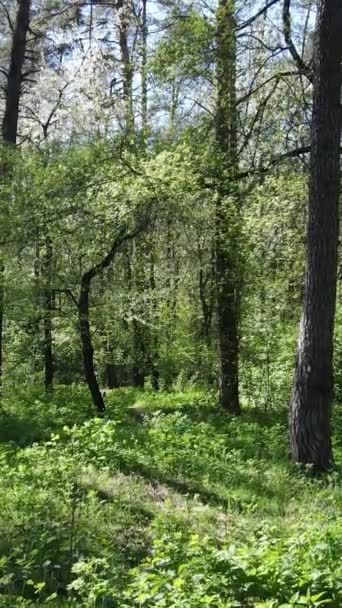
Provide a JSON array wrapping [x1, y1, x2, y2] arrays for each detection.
[[215, 0, 240, 414], [289, 0, 342, 471], [1, 0, 31, 389]]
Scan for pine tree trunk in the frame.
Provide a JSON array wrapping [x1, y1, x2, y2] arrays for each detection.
[[289, 0, 342, 471], [0, 0, 31, 390], [2, 0, 30, 144], [215, 0, 240, 415]]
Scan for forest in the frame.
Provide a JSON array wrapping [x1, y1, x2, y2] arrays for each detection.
[[0, 0, 341, 606]]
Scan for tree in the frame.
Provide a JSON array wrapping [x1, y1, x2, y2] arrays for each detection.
[[214, 0, 241, 414], [1, 0, 31, 390], [289, 0, 342, 471]]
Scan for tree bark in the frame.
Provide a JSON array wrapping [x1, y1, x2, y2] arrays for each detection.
[[79, 274, 106, 414], [78, 225, 145, 412], [116, 0, 134, 132], [2, 0, 31, 144], [126, 242, 146, 388], [289, 0, 342, 471], [141, 0, 148, 133], [0, 264, 4, 391], [215, 0, 240, 414], [0, 0, 31, 391]]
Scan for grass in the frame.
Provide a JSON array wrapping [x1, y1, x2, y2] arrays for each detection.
[[0, 385, 341, 607]]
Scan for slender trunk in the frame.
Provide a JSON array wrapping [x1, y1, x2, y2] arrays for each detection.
[[32, 234, 41, 376], [132, 322, 145, 388], [78, 226, 144, 411], [199, 266, 214, 346], [0, 264, 4, 391], [117, 0, 134, 132], [79, 276, 105, 414], [141, 0, 148, 133], [215, 0, 240, 414], [149, 248, 159, 390], [289, 0, 342, 471], [126, 242, 146, 388], [42, 237, 54, 393]]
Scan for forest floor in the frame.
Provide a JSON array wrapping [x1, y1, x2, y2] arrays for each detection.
[[0, 386, 341, 608]]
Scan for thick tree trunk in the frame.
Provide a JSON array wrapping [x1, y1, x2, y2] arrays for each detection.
[[215, 0, 240, 415], [289, 0, 342, 471], [79, 276, 105, 414], [0, 0, 31, 390], [2, 0, 30, 144]]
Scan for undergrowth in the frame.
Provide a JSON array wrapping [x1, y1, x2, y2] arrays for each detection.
[[0, 385, 341, 607]]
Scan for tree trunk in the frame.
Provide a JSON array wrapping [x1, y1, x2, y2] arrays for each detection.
[[0, 0, 31, 391], [149, 247, 159, 390], [2, 0, 31, 144], [141, 0, 148, 133], [126, 242, 146, 388], [215, 0, 240, 415], [117, 0, 134, 132], [42, 237, 54, 393], [0, 264, 4, 392], [105, 363, 119, 389], [289, 0, 342, 471], [79, 276, 105, 414], [77, 226, 145, 411]]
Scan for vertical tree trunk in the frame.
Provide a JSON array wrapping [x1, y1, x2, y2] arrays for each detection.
[[79, 275, 105, 414], [117, 0, 134, 132], [0, 0, 31, 391], [126, 242, 146, 388], [0, 264, 4, 391], [289, 0, 342, 471], [2, 0, 30, 144], [215, 0, 240, 414], [42, 237, 54, 393], [141, 0, 148, 133], [149, 247, 159, 390]]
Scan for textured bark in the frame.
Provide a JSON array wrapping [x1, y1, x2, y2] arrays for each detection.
[[2, 0, 31, 144], [215, 0, 240, 414], [289, 0, 342, 471], [0, 0, 31, 390]]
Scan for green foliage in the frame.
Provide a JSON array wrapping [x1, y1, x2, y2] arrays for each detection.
[[0, 388, 341, 607]]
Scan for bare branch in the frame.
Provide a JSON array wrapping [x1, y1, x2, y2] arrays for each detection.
[[283, 0, 312, 80], [238, 0, 281, 31]]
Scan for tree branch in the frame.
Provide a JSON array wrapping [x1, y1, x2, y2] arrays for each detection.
[[238, 0, 281, 31], [283, 0, 312, 80]]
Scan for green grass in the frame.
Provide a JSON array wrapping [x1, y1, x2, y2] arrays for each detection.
[[0, 385, 341, 607]]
